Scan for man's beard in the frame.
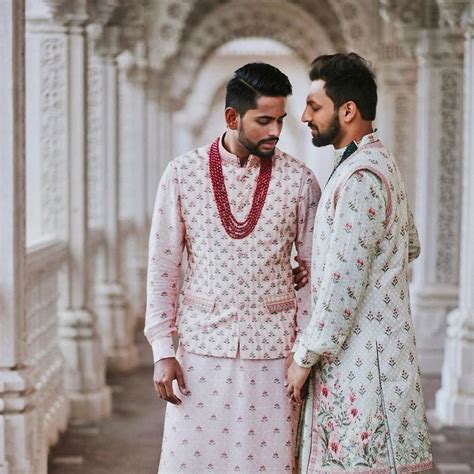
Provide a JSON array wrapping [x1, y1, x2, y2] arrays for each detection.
[[311, 112, 341, 147], [237, 126, 278, 158]]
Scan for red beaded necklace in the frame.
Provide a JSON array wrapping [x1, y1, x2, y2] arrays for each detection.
[[209, 137, 272, 239]]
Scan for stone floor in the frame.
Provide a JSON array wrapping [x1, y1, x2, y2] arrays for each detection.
[[48, 335, 474, 474]]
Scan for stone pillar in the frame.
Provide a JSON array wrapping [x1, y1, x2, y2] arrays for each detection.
[[25, 11, 68, 245], [377, 40, 418, 205], [118, 43, 149, 326], [436, 0, 474, 427], [410, 27, 465, 374], [94, 26, 139, 372], [57, 10, 111, 422], [0, 3, 28, 471], [146, 79, 163, 219]]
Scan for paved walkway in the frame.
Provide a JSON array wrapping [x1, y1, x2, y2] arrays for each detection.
[[48, 336, 474, 474]]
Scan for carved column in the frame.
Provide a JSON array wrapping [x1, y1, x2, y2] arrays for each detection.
[[436, 0, 474, 427], [380, 0, 465, 375], [94, 26, 139, 371], [0, 2, 28, 471], [410, 26, 464, 375], [376, 44, 418, 205], [117, 43, 149, 326], [58, 9, 112, 421], [25, 7, 68, 245], [146, 79, 173, 220]]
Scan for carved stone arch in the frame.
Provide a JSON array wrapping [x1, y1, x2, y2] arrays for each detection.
[[160, 0, 339, 109], [147, 0, 195, 71], [326, 0, 378, 60]]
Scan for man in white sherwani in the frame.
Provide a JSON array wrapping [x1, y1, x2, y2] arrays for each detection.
[[145, 63, 321, 473], [287, 53, 433, 473]]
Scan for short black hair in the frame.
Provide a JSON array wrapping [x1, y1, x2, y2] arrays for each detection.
[[309, 53, 377, 121], [225, 62, 292, 116]]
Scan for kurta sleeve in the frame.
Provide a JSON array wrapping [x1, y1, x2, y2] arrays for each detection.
[[407, 207, 420, 263], [144, 161, 185, 363], [293, 170, 386, 368], [292, 168, 321, 350]]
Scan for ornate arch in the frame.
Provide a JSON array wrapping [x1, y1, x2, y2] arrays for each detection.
[[326, 0, 378, 60], [158, 0, 340, 109]]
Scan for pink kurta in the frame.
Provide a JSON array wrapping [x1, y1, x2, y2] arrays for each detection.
[[145, 135, 321, 472]]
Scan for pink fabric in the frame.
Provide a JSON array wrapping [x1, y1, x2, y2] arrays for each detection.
[[144, 135, 321, 362], [158, 347, 300, 473]]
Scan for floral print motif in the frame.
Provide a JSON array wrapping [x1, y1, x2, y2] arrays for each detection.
[[145, 136, 321, 362], [315, 365, 388, 471], [159, 347, 300, 473], [145, 136, 321, 472], [294, 133, 432, 473]]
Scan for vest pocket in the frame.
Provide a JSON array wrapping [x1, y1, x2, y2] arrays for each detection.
[[182, 291, 216, 312], [264, 294, 296, 314]]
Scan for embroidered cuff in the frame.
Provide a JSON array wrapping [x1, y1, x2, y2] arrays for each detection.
[[293, 344, 319, 368], [151, 336, 176, 363]]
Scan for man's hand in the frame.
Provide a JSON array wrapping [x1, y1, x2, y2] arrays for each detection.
[[153, 357, 190, 405], [286, 361, 311, 405], [293, 256, 308, 290]]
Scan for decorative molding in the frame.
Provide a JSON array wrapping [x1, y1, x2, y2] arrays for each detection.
[[87, 47, 105, 229], [39, 36, 67, 238], [326, 0, 377, 59], [437, 69, 463, 284], [437, 0, 470, 31], [379, 0, 426, 28], [147, 0, 194, 70], [416, 29, 465, 64], [379, 0, 439, 53]]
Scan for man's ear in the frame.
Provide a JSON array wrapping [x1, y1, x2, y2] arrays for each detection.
[[225, 107, 239, 130], [340, 101, 357, 123]]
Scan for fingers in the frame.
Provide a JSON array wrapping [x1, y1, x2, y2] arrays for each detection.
[[154, 379, 166, 401], [293, 270, 308, 284], [163, 379, 182, 405], [292, 257, 308, 291], [293, 272, 308, 291], [176, 365, 190, 396]]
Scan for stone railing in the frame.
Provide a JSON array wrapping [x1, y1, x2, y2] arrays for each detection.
[[25, 239, 70, 472]]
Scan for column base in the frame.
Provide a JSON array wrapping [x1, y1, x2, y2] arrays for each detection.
[[410, 284, 458, 374], [59, 308, 112, 423], [68, 385, 112, 422], [95, 282, 139, 372], [107, 344, 139, 372], [435, 389, 474, 427], [435, 307, 474, 427]]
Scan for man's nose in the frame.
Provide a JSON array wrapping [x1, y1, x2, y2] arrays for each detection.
[[301, 106, 310, 123], [269, 122, 282, 137]]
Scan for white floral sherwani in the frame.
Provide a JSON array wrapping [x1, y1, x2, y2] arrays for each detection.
[[294, 133, 433, 473], [145, 134, 321, 473]]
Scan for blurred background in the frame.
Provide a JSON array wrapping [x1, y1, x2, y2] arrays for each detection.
[[1, 0, 473, 472]]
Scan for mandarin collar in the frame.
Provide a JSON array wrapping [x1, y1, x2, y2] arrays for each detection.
[[333, 131, 379, 167], [357, 131, 379, 147], [218, 133, 261, 168]]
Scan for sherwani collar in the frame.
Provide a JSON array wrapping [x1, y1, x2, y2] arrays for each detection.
[[218, 133, 261, 168]]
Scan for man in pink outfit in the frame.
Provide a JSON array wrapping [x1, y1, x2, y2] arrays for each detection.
[[145, 62, 320, 473]]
